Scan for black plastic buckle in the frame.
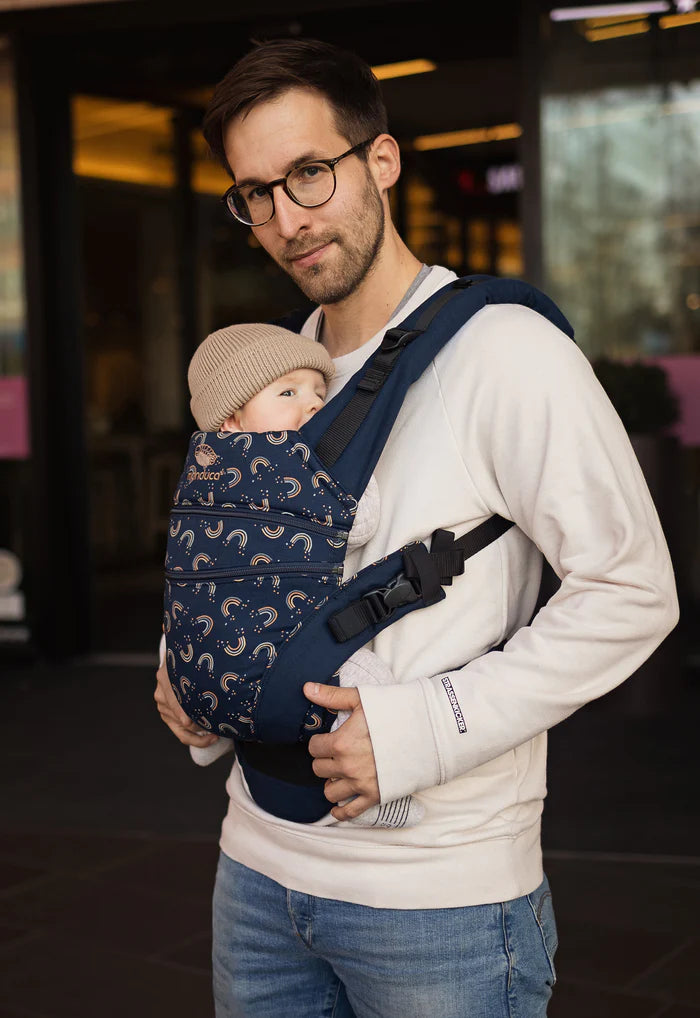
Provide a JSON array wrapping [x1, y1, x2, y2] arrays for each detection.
[[363, 573, 420, 624], [381, 327, 422, 351], [384, 575, 421, 609], [363, 590, 391, 624]]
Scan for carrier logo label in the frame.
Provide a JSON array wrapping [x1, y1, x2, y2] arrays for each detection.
[[187, 467, 223, 482], [441, 676, 467, 733], [195, 443, 219, 467], [187, 442, 221, 482]]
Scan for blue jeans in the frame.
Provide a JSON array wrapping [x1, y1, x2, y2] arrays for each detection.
[[212, 852, 557, 1018]]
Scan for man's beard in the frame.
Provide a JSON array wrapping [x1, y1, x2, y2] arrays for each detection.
[[280, 175, 385, 306]]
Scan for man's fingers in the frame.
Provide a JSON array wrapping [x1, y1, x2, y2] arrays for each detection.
[[154, 662, 194, 728], [323, 777, 357, 803], [173, 727, 219, 748], [330, 794, 375, 822], [311, 756, 345, 781], [154, 661, 217, 746], [303, 682, 360, 712], [153, 686, 192, 729], [307, 730, 335, 760]]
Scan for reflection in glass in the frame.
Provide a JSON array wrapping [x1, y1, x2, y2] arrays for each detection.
[[542, 81, 700, 359]]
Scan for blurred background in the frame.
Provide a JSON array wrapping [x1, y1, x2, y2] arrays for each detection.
[[0, 0, 699, 1015]]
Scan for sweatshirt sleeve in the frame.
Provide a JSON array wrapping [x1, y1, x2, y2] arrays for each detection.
[[358, 305, 679, 803]]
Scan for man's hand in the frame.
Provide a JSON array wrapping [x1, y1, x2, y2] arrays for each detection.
[[304, 683, 380, 821], [154, 659, 218, 748]]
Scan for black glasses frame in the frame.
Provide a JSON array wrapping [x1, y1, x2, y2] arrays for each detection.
[[221, 136, 377, 226]]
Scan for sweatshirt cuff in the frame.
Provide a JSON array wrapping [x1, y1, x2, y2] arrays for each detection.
[[357, 679, 441, 803]]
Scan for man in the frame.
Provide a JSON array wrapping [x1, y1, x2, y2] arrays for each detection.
[[154, 38, 678, 1017]]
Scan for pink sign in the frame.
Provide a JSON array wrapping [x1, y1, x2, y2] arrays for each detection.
[[647, 356, 700, 447], [0, 376, 30, 458]]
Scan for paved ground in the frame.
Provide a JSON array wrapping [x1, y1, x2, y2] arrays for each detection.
[[1, 647, 699, 1017]]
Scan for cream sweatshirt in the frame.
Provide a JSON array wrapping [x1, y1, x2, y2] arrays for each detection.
[[217, 265, 678, 908]]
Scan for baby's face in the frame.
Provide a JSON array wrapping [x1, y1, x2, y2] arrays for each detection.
[[221, 368, 326, 434]]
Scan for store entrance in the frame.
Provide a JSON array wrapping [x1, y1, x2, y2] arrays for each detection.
[[73, 94, 309, 654]]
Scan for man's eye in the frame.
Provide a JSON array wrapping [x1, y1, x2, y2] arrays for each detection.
[[299, 164, 322, 180], [243, 185, 269, 201]]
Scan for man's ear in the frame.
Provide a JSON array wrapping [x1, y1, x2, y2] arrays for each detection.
[[369, 134, 401, 194], [219, 412, 241, 434]]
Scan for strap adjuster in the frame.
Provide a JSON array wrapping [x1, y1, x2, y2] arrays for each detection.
[[357, 367, 385, 393], [381, 327, 422, 351], [328, 572, 421, 642], [383, 575, 421, 610], [364, 574, 420, 622]]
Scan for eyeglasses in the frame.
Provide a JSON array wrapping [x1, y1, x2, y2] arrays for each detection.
[[221, 137, 377, 227]]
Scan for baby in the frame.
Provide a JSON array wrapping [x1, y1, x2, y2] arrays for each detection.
[[162, 321, 423, 829]]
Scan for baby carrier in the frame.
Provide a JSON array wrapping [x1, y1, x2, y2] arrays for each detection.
[[164, 275, 574, 823]]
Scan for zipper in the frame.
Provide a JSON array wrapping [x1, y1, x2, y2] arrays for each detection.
[[171, 504, 349, 540], [165, 561, 343, 582]]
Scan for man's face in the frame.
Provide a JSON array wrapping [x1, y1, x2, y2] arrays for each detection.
[[223, 88, 385, 305]]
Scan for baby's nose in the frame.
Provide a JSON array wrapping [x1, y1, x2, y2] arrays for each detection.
[[300, 399, 322, 426]]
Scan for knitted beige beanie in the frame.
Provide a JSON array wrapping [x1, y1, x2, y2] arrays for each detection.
[[188, 322, 335, 431]]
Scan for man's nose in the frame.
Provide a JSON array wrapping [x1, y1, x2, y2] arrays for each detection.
[[271, 187, 312, 239]]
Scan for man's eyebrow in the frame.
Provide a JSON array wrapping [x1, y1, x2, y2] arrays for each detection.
[[235, 150, 327, 188]]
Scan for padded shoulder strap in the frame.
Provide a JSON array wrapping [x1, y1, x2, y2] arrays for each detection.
[[300, 275, 574, 498], [269, 306, 313, 334]]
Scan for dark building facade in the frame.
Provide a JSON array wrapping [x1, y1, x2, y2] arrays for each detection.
[[0, 0, 697, 664]]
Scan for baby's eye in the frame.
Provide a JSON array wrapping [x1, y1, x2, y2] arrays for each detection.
[[279, 389, 295, 397]]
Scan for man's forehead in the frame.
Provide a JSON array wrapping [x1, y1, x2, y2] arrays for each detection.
[[223, 88, 347, 179]]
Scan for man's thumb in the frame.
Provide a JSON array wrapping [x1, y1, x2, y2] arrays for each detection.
[[303, 681, 357, 709]]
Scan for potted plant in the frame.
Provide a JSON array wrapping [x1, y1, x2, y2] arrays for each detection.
[[592, 358, 680, 436], [592, 356, 680, 501]]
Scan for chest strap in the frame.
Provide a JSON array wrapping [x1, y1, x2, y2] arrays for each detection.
[[328, 514, 514, 643]]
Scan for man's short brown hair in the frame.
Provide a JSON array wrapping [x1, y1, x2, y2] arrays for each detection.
[[202, 38, 389, 177]]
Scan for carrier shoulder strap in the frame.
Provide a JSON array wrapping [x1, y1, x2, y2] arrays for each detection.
[[300, 274, 574, 499], [270, 306, 315, 334]]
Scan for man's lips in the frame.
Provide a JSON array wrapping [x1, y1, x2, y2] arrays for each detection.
[[288, 241, 333, 269]]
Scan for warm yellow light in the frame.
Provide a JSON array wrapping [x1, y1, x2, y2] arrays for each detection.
[[585, 18, 650, 38], [72, 95, 171, 140], [72, 154, 175, 188], [413, 123, 522, 151], [72, 94, 232, 195], [192, 159, 231, 196], [371, 59, 436, 81], [659, 10, 700, 27]]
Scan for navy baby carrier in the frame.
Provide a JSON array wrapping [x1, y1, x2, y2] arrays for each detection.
[[164, 275, 574, 823]]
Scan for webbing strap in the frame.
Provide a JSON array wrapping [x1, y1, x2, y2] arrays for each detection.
[[430, 516, 514, 585], [312, 384, 377, 467], [454, 515, 514, 556], [328, 514, 513, 643], [315, 327, 422, 466]]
